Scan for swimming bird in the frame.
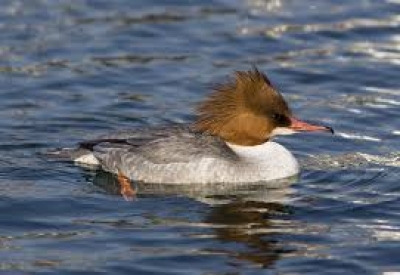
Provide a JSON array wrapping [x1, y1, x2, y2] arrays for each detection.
[[53, 68, 333, 199]]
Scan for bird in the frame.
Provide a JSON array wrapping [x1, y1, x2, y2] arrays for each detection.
[[51, 68, 333, 200]]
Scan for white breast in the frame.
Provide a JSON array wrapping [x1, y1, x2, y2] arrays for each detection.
[[226, 141, 300, 181]]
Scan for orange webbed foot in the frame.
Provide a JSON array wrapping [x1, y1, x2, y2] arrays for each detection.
[[117, 170, 136, 201]]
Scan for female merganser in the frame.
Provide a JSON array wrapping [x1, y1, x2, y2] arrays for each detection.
[[54, 69, 332, 199]]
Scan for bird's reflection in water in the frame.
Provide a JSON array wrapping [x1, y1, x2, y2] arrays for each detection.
[[205, 200, 295, 268], [87, 169, 299, 268]]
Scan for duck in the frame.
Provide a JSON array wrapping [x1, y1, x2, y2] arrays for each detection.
[[52, 68, 333, 199]]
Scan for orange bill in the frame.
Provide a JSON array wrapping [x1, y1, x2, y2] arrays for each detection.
[[289, 117, 334, 134]]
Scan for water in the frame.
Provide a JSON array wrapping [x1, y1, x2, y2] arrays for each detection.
[[1, 0, 400, 274]]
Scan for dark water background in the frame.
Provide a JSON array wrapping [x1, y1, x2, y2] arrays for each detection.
[[1, 0, 400, 274]]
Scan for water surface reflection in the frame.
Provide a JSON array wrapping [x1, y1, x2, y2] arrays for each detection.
[[90, 169, 300, 268]]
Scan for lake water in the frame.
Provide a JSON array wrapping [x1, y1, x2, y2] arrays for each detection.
[[1, 0, 400, 274]]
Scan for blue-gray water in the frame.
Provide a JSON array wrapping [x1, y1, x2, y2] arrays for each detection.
[[1, 0, 400, 274]]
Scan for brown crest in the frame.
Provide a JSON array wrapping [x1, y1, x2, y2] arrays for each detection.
[[193, 68, 292, 146]]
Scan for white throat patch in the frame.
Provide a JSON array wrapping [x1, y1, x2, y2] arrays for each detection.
[[270, 127, 296, 137]]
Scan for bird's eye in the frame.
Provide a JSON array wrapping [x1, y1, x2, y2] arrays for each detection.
[[271, 113, 284, 121], [271, 113, 290, 125]]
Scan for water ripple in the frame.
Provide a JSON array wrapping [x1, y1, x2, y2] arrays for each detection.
[[238, 16, 400, 38], [0, 0, 400, 274]]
